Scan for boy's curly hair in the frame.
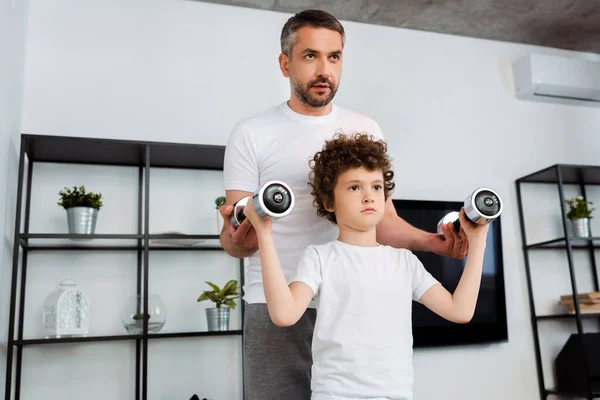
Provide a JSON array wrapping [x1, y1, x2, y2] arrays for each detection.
[[308, 132, 395, 224]]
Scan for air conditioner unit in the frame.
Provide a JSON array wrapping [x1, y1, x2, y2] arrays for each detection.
[[512, 54, 600, 107]]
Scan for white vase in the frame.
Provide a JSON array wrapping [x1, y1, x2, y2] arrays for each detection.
[[571, 218, 591, 238]]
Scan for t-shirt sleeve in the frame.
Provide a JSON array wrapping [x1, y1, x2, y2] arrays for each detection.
[[223, 122, 260, 193], [406, 251, 439, 302], [289, 246, 322, 298]]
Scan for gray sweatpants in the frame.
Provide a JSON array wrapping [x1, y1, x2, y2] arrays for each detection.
[[243, 303, 317, 400]]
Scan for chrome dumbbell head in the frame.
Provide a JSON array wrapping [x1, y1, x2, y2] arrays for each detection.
[[252, 180, 295, 219], [464, 187, 502, 225]]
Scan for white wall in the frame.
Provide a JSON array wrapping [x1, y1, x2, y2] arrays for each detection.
[[17, 0, 600, 399], [0, 0, 29, 395]]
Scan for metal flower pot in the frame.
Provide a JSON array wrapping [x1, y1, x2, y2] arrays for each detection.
[[206, 307, 230, 331], [572, 218, 591, 238], [66, 207, 98, 236]]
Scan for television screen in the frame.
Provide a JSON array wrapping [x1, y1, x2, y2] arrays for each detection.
[[392, 199, 508, 348]]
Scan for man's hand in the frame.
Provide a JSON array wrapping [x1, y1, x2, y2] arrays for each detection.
[[219, 204, 259, 258], [423, 213, 469, 260]]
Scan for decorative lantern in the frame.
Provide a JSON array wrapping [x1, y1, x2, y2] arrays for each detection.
[[43, 277, 89, 339]]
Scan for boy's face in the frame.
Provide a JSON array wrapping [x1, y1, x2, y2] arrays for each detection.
[[329, 167, 386, 231]]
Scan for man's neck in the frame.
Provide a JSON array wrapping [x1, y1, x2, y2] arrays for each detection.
[[287, 97, 333, 117]]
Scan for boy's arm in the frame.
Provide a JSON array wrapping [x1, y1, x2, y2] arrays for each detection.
[[257, 232, 315, 327], [377, 198, 468, 260], [243, 205, 314, 327], [417, 209, 488, 324]]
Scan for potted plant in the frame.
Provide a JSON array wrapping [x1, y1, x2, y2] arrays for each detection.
[[197, 279, 240, 331], [215, 195, 226, 234], [565, 196, 594, 237], [58, 185, 103, 237]]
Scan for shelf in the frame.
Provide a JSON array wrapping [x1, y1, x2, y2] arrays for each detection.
[[19, 233, 225, 251], [13, 330, 243, 346], [147, 330, 243, 339], [14, 334, 144, 346], [537, 313, 600, 320], [22, 134, 225, 169], [526, 237, 600, 249], [517, 164, 600, 185], [546, 388, 600, 398]]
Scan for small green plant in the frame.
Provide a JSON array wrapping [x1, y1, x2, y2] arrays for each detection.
[[215, 196, 226, 209], [566, 196, 594, 220], [197, 279, 240, 309], [58, 185, 103, 210]]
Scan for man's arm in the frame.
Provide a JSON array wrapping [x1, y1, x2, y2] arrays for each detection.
[[418, 210, 487, 323], [376, 197, 468, 259], [219, 189, 259, 258]]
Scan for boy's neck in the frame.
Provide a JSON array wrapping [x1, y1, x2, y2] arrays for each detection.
[[337, 228, 379, 247]]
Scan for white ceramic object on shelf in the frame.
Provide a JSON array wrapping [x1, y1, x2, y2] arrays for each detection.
[[43, 277, 89, 339]]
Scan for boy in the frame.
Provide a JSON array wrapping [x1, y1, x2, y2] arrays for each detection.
[[243, 133, 489, 400]]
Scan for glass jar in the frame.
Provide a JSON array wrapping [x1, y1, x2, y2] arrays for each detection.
[[122, 294, 167, 334]]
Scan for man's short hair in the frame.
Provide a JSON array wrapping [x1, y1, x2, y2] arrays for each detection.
[[280, 9, 345, 57]]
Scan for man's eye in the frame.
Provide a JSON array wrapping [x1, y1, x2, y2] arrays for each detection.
[[305, 54, 315, 59], [331, 55, 340, 61]]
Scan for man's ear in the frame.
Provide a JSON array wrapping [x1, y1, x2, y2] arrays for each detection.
[[278, 53, 290, 78]]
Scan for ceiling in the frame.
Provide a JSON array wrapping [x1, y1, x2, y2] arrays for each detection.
[[194, 0, 600, 54]]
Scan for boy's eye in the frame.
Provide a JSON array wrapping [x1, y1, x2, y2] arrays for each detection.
[[349, 185, 359, 191], [374, 185, 383, 190]]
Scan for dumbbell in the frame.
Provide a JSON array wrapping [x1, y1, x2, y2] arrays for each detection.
[[437, 187, 503, 237], [230, 180, 295, 228]]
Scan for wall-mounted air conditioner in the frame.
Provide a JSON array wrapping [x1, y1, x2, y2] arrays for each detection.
[[512, 54, 600, 107]]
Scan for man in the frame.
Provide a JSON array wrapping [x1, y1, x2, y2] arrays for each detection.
[[220, 9, 467, 400]]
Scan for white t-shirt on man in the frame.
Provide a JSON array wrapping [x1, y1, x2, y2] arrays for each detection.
[[223, 101, 383, 304], [290, 240, 439, 400]]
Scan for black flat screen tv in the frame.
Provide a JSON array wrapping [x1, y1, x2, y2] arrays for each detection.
[[392, 199, 508, 348]]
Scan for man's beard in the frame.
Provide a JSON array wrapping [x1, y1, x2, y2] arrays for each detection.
[[291, 76, 338, 108]]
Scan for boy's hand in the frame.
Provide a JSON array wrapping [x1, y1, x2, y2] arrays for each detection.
[[243, 202, 272, 235], [458, 207, 489, 245]]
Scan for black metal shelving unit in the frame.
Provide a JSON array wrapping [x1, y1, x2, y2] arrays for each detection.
[[516, 163, 600, 400], [4, 134, 245, 400]]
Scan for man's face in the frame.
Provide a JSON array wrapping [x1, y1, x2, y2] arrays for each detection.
[[282, 26, 343, 108]]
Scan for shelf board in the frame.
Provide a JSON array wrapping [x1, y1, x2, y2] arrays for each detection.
[[13, 330, 242, 346], [147, 330, 243, 339], [537, 313, 600, 320], [22, 133, 225, 169], [546, 388, 600, 398], [19, 233, 225, 251], [14, 334, 144, 346], [526, 237, 600, 249], [517, 164, 600, 185]]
